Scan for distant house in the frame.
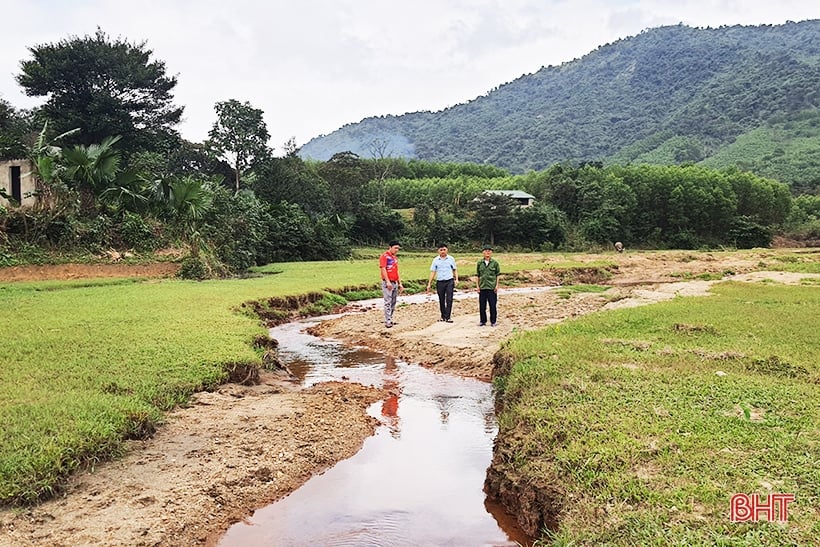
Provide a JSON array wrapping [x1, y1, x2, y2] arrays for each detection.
[[0, 159, 36, 208], [483, 190, 535, 207]]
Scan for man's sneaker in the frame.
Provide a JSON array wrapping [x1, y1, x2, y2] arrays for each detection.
[[491, 322, 497, 327], [478, 322, 486, 326], [445, 319, 453, 323]]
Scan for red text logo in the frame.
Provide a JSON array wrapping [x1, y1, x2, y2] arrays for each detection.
[[730, 493, 795, 522]]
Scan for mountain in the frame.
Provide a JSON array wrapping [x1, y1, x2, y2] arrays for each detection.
[[299, 21, 820, 190]]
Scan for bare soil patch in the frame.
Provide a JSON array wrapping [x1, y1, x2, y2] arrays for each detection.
[[309, 249, 815, 380], [0, 262, 180, 282], [1, 248, 816, 546]]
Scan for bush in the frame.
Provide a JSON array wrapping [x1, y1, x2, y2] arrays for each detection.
[[203, 188, 274, 273], [177, 256, 208, 280], [119, 212, 160, 251], [75, 215, 114, 251], [0, 249, 16, 267]]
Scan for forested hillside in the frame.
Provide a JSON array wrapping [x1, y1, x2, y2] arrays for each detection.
[[2, 27, 818, 276], [299, 21, 820, 192]]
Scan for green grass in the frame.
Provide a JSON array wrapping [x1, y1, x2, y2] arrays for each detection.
[[497, 281, 819, 545], [763, 252, 820, 274], [554, 284, 610, 299]]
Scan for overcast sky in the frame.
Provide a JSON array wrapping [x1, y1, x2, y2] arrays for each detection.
[[0, 1, 817, 153]]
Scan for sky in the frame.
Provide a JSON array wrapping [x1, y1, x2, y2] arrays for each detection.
[[1, 0, 818, 154]]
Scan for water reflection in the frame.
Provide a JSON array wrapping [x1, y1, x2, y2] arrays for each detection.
[[217, 318, 531, 546], [381, 356, 401, 439]]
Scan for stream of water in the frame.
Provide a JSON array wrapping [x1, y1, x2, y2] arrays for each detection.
[[218, 312, 532, 546]]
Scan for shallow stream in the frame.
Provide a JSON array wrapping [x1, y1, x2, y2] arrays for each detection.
[[218, 309, 532, 546]]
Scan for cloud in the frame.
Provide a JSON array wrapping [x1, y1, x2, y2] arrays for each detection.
[[0, 0, 817, 153]]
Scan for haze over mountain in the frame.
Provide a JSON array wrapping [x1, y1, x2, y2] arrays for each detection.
[[300, 21, 820, 193]]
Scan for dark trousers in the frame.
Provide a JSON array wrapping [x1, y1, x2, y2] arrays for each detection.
[[479, 289, 497, 325], [436, 279, 455, 320]]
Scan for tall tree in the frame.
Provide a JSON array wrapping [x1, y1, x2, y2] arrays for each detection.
[[252, 154, 333, 215], [0, 98, 31, 160], [16, 28, 183, 158], [367, 138, 395, 206], [468, 192, 517, 246], [208, 99, 270, 193], [318, 151, 368, 214]]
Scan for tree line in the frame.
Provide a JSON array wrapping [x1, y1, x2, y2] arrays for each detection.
[[1, 29, 818, 278]]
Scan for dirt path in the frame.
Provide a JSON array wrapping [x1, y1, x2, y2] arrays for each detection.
[[1, 249, 816, 546]]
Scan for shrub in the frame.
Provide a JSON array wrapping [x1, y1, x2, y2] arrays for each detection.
[[177, 256, 208, 280], [119, 212, 159, 251]]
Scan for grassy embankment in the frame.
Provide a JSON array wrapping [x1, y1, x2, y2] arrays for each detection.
[[495, 258, 820, 545], [0, 249, 557, 505]]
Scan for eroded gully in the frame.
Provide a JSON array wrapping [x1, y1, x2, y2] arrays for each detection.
[[217, 305, 533, 546]]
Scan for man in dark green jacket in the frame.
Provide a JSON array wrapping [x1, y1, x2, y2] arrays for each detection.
[[475, 245, 500, 326]]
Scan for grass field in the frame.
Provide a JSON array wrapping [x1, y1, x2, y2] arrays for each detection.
[[497, 281, 819, 545]]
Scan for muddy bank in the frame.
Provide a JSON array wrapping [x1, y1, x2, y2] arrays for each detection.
[[0, 262, 180, 282], [0, 379, 382, 547], [308, 288, 617, 380]]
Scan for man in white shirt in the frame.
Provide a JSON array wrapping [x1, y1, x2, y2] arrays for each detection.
[[426, 244, 458, 323]]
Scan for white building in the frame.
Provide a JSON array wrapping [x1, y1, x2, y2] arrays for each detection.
[[482, 189, 535, 207], [0, 159, 37, 208]]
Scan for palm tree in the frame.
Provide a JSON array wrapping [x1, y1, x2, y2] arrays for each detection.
[[99, 170, 150, 213], [62, 135, 122, 213], [168, 177, 213, 257]]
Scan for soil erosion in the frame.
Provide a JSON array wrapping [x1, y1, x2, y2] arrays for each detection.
[[0, 249, 815, 546]]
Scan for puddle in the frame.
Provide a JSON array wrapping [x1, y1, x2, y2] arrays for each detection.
[[218, 318, 532, 546]]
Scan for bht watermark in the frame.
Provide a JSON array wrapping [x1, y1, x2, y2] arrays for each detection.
[[730, 493, 795, 522]]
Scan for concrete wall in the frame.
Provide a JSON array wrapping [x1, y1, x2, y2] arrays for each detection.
[[0, 159, 37, 208]]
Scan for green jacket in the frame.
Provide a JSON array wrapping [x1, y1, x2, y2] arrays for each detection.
[[476, 258, 500, 290]]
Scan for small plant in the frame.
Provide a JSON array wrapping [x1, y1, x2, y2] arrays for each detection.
[[177, 256, 208, 280], [740, 402, 752, 421], [745, 355, 808, 378], [671, 322, 718, 335]]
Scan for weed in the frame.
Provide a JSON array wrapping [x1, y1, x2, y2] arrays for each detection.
[[745, 355, 808, 378], [671, 323, 718, 335]]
